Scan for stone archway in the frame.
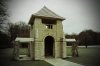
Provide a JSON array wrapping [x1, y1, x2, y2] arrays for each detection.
[[44, 36, 54, 57]]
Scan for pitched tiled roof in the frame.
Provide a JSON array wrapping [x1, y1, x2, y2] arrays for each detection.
[[66, 39, 76, 42], [29, 6, 65, 24], [33, 6, 65, 20], [15, 37, 34, 42]]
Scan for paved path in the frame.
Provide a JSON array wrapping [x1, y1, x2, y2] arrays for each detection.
[[44, 58, 84, 66]]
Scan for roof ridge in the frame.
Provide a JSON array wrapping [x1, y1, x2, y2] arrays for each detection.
[[33, 6, 65, 20], [43, 6, 63, 18]]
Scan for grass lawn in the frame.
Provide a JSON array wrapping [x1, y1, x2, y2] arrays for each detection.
[[19, 48, 28, 55], [0, 47, 100, 66], [0, 48, 53, 66], [65, 46, 100, 66]]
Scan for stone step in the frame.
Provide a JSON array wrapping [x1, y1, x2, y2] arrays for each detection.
[[18, 55, 32, 61]]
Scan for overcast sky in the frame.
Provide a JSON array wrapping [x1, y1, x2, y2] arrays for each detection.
[[8, 0, 100, 34]]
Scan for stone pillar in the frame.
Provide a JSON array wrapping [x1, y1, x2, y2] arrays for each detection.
[[28, 41, 34, 60], [34, 41, 44, 60], [13, 41, 20, 60], [62, 38, 67, 58], [54, 42, 58, 58], [54, 42, 61, 58]]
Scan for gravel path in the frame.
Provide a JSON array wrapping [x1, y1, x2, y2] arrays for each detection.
[[44, 58, 84, 66]]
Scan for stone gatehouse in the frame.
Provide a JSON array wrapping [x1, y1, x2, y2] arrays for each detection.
[[28, 6, 67, 60], [13, 6, 67, 60]]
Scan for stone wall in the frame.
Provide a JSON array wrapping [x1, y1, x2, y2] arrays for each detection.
[[30, 17, 67, 60]]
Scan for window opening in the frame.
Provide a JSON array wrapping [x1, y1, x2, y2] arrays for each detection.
[[46, 24, 53, 29]]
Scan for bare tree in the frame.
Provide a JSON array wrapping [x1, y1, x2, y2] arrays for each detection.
[[9, 21, 30, 42], [0, 0, 8, 27], [78, 30, 94, 48], [14, 21, 30, 37]]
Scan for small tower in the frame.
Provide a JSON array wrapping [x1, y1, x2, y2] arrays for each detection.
[[29, 6, 67, 60]]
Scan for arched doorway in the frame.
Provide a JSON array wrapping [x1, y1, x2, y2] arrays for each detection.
[[44, 36, 54, 57]]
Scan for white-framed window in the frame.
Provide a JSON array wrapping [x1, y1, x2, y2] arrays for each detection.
[[46, 24, 53, 29]]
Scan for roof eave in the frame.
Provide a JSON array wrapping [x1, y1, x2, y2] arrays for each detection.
[[32, 14, 65, 20], [28, 15, 34, 25], [28, 14, 65, 25]]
